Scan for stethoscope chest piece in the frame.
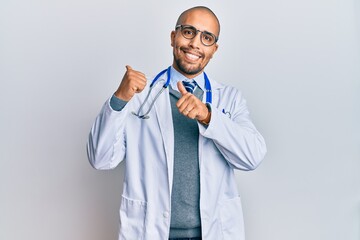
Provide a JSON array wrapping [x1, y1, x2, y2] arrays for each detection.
[[132, 111, 150, 119]]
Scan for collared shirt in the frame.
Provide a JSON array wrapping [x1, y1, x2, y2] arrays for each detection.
[[169, 66, 205, 100]]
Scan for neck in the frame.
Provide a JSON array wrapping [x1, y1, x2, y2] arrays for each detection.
[[172, 63, 204, 79]]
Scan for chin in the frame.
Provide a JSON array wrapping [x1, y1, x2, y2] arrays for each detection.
[[176, 60, 203, 76]]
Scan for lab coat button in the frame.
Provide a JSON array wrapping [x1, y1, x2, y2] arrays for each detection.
[[163, 211, 169, 218]]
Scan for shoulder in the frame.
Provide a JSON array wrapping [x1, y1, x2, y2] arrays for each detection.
[[209, 77, 244, 98]]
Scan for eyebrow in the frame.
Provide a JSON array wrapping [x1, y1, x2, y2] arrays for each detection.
[[179, 24, 217, 37]]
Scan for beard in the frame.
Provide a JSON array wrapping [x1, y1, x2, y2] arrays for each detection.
[[173, 52, 204, 76]]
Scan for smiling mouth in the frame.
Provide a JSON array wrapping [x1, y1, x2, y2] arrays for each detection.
[[185, 52, 201, 61], [181, 48, 203, 62]]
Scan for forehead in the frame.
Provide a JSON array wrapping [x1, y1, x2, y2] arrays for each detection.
[[179, 9, 219, 35]]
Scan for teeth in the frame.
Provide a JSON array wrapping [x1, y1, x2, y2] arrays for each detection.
[[185, 53, 200, 60]]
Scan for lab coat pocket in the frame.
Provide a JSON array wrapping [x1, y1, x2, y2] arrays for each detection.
[[219, 196, 245, 240], [119, 195, 147, 240]]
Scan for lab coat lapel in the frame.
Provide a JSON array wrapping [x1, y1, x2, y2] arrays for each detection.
[[208, 78, 224, 106], [153, 85, 174, 195]]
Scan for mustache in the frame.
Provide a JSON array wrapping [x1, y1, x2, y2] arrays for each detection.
[[180, 47, 204, 58]]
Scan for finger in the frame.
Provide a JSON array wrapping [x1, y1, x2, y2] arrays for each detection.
[[125, 65, 144, 75], [176, 91, 194, 109], [177, 93, 197, 110], [177, 81, 189, 96], [186, 107, 196, 116], [126, 65, 146, 79], [135, 83, 146, 93], [131, 86, 137, 93], [130, 80, 147, 94], [178, 99, 194, 115], [176, 96, 189, 111], [187, 109, 198, 119], [132, 74, 147, 84], [125, 65, 132, 71], [127, 68, 146, 82], [125, 66, 147, 89], [134, 77, 147, 90], [131, 70, 146, 78], [135, 84, 145, 92]]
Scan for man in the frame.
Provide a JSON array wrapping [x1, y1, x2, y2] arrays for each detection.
[[87, 6, 266, 240]]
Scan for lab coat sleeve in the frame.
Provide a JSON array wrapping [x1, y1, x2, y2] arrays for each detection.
[[87, 97, 128, 170], [199, 91, 267, 171]]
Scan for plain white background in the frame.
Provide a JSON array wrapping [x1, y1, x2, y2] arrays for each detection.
[[1, 0, 359, 239]]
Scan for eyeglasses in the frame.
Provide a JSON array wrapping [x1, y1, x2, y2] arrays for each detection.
[[175, 25, 218, 46]]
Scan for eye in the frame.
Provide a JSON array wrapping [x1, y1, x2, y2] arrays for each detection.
[[184, 30, 193, 35], [182, 27, 195, 37], [203, 33, 214, 43]]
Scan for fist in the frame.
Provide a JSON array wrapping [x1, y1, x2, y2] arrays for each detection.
[[114, 65, 147, 101], [176, 81, 211, 124]]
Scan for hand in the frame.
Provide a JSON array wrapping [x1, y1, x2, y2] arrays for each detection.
[[176, 81, 211, 124], [114, 65, 147, 101]]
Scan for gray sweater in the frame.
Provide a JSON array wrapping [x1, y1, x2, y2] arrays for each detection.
[[168, 87, 203, 238]]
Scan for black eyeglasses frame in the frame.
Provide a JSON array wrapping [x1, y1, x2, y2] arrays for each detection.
[[175, 24, 218, 46]]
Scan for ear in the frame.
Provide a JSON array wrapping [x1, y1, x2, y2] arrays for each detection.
[[170, 31, 175, 47], [210, 43, 219, 59]]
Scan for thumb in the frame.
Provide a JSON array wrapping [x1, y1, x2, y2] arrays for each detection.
[[125, 65, 132, 71], [177, 81, 188, 95]]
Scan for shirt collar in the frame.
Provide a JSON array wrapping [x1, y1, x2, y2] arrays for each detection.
[[170, 66, 205, 92]]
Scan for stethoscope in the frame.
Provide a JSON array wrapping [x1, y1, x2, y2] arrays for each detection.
[[132, 66, 212, 119]]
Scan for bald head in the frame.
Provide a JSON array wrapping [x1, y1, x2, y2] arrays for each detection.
[[175, 6, 220, 37]]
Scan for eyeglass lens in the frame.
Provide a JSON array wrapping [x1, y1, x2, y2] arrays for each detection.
[[180, 26, 216, 46]]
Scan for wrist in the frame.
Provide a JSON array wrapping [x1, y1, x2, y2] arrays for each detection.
[[198, 104, 211, 125], [115, 90, 132, 101]]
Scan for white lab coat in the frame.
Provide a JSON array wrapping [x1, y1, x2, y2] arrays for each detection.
[[87, 72, 267, 240]]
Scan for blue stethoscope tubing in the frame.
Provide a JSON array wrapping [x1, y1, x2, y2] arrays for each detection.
[[132, 66, 212, 119]]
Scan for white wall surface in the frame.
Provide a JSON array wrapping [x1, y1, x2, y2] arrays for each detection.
[[1, 0, 359, 240]]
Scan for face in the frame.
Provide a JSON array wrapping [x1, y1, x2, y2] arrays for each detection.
[[171, 10, 219, 78]]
